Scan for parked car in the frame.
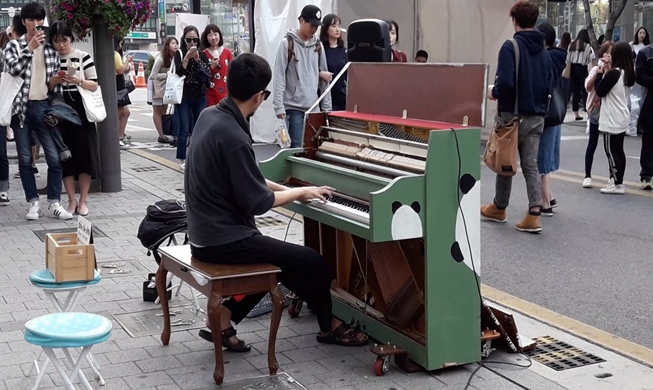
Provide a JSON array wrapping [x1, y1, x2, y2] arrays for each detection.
[[125, 50, 153, 76]]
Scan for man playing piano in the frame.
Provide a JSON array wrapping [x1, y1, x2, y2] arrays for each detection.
[[184, 53, 368, 351]]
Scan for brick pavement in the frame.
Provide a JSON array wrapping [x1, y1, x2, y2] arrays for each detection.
[[0, 150, 570, 390]]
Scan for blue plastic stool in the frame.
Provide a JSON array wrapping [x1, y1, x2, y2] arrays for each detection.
[[24, 313, 112, 390], [27, 269, 105, 386]]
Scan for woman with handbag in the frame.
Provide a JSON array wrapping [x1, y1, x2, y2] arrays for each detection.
[[149, 37, 179, 144], [174, 25, 211, 169], [536, 23, 567, 216], [567, 29, 595, 121], [115, 39, 134, 147], [48, 22, 100, 216]]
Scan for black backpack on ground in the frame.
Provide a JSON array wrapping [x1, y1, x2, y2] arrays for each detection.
[[137, 199, 188, 264]]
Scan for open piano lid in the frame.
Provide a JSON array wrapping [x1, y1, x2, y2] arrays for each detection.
[[345, 62, 489, 128]]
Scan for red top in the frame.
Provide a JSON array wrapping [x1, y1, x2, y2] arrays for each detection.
[[392, 50, 407, 63], [204, 47, 233, 106]]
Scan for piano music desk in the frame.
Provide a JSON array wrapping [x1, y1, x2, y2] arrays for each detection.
[[156, 245, 284, 385]]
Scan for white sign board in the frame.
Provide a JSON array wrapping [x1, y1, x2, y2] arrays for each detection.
[[74, 32, 95, 60], [77, 216, 92, 245], [175, 13, 210, 41]]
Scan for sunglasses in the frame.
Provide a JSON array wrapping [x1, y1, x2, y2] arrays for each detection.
[[263, 90, 271, 100], [185, 37, 199, 43]]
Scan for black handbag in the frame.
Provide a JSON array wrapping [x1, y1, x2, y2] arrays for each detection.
[[544, 87, 567, 128], [162, 105, 174, 136], [124, 80, 136, 94], [117, 89, 132, 107]]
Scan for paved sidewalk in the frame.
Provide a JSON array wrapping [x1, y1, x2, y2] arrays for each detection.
[[0, 150, 649, 390]]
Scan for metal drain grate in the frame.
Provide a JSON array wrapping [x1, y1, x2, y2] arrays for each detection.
[[33, 226, 107, 242], [131, 166, 161, 172], [255, 216, 286, 227], [525, 336, 605, 371]]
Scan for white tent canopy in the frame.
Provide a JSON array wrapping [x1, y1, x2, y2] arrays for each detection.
[[251, 0, 517, 143]]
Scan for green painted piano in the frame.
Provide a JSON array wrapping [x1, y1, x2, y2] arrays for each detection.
[[260, 62, 514, 376]]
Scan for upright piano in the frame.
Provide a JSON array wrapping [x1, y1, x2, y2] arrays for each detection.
[[260, 62, 498, 372]]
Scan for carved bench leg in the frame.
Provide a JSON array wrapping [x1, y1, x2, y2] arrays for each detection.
[[268, 280, 284, 375], [156, 265, 171, 346], [208, 290, 224, 385]]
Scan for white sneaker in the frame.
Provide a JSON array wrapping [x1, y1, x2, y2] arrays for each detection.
[[48, 202, 73, 220], [600, 183, 626, 195], [179, 160, 185, 170], [582, 178, 592, 188], [26, 201, 41, 220], [0, 192, 9, 206]]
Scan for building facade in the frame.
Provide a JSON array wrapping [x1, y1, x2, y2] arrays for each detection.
[[532, 0, 653, 44]]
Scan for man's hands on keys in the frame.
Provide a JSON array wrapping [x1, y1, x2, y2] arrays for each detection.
[[298, 186, 334, 203]]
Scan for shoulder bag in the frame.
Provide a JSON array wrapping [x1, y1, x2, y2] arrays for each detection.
[[483, 39, 520, 177], [163, 57, 185, 105], [0, 41, 24, 126], [76, 52, 107, 123]]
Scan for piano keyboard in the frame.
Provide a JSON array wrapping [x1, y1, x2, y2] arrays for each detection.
[[284, 183, 370, 225], [308, 198, 369, 225]]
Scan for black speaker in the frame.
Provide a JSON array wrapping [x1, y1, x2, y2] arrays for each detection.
[[347, 19, 392, 63]]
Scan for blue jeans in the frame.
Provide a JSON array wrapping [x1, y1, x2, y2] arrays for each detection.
[[14, 101, 63, 203], [286, 109, 305, 148], [0, 126, 7, 192], [175, 93, 207, 160]]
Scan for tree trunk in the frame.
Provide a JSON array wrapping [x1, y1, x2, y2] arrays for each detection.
[[582, 0, 599, 52], [43, 0, 53, 24], [605, 0, 629, 42]]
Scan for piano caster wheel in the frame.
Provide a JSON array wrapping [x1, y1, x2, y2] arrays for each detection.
[[288, 299, 303, 318], [373, 357, 389, 376]]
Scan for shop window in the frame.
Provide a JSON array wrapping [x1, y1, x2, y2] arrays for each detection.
[[201, 0, 251, 55]]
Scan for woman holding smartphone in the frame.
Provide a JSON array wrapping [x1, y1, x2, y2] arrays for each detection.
[[174, 25, 211, 169], [593, 42, 635, 195], [48, 22, 100, 215]]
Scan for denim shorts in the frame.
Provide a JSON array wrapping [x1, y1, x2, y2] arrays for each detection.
[[538, 125, 561, 175]]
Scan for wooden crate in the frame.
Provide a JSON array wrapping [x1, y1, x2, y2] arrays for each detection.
[[45, 233, 96, 283]]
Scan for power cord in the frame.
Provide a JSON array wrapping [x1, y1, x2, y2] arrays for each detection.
[[450, 128, 533, 390], [283, 212, 298, 242]]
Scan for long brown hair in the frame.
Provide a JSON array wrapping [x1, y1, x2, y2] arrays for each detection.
[[0, 31, 8, 49], [160, 37, 178, 68]]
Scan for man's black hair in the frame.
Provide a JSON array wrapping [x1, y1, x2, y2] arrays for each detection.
[[21, 2, 46, 20], [416, 50, 428, 59], [536, 23, 556, 48], [227, 53, 272, 102]]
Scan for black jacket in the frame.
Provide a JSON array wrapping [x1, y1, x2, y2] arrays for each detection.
[[492, 30, 554, 116]]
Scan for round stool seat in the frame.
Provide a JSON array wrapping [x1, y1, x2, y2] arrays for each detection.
[[24, 329, 111, 348], [24, 313, 112, 348], [29, 269, 101, 288]]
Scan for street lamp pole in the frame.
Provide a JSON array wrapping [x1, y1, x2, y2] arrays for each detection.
[[93, 15, 122, 193]]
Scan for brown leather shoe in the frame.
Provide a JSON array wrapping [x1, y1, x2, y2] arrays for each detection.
[[481, 203, 507, 223], [515, 213, 542, 233]]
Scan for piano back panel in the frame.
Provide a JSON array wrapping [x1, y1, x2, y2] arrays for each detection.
[[423, 127, 482, 367], [346, 63, 488, 128]]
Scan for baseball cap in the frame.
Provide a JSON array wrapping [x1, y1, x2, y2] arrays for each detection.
[[300, 5, 322, 27]]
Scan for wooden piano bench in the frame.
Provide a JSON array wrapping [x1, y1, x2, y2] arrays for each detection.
[[155, 245, 284, 385]]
